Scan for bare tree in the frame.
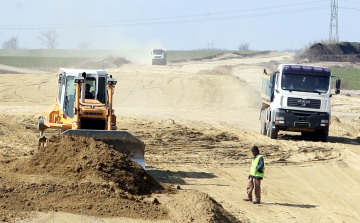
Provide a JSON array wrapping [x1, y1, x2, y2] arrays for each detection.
[[238, 42, 250, 51], [2, 36, 19, 49], [38, 29, 59, 49]]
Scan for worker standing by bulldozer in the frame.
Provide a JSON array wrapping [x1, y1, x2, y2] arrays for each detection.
[[38, 68, 145, 169]]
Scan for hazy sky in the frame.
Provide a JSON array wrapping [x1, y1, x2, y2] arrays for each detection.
[[1, 0, 359, 51]]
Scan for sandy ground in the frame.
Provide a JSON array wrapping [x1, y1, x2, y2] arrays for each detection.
[[1, 52, 360, 222]]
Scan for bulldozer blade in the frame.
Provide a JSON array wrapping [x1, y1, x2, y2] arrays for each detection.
[[61, 130, 146, 169]]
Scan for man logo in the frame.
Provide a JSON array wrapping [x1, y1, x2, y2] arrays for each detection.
[[298, 99, 311, 107]]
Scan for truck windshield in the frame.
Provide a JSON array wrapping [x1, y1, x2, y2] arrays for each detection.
[[281, 73, 330, 93], [153, 50, 163, 55]]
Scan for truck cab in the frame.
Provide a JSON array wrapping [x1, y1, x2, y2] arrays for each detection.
[[261, 64, 341, 141], [151, 48, 167, 65]]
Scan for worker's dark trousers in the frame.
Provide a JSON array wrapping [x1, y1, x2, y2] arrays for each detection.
[[247, 177, 261, 202]]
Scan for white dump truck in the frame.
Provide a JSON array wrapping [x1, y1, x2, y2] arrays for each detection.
[[151, 48, 167, 65], [260, 64, 341, 141]]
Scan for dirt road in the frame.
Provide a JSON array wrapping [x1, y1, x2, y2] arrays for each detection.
[[1, 52, 360, 222]]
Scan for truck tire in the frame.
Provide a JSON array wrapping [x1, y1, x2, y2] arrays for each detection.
[[268, 121, 278, 139], [317, 129, 328, 142], [260, 110, 267, 135]]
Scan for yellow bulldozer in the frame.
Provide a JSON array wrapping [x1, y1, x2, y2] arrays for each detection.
[[38, 68, 145, 168]]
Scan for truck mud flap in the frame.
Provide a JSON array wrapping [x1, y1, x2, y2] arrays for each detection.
[[61, 129, 146, 169]]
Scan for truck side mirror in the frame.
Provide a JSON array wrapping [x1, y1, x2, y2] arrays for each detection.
[[58, 74, 63, 83], [335, 78, 341, 94]]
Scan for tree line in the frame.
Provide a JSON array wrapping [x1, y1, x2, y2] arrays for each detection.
[[2, 29, 59, 49]]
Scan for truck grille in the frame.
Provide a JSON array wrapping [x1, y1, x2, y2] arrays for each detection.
[[287, 97, 321, 109]]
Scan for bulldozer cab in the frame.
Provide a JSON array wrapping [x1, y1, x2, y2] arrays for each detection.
[[57, 69, 108, 118]]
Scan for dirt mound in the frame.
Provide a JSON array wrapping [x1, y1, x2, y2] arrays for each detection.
[[73, 56, 130, 69], [0, 64, 52, 74], [297, 42, 360, 62], [308, 42, 359, 55], [0, 135, 172, 222], [166, 190, 241, 223], [19, 135, 165, 195], [196, 65, 234, 75], [259, 60, 280, 73], [106, 56, 131, 67], [0, 69, 21, 74]]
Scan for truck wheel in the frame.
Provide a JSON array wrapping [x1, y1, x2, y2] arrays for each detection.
[[318, 129, 328, 142], [260, 110, 267, 135], [268, 121, 278, 139]]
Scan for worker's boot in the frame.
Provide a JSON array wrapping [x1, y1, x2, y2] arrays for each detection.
[[243, 198, 252, 202], [252, 198, 260, 204]]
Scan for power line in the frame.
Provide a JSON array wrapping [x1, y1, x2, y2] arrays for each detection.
[[342, 0, 360, 4], [0, 0, 328, 29], [340, 6, 360, 10], [0, 6, 328, 30]]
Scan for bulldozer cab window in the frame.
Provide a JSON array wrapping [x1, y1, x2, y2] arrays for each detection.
[[97, 77, 106, 103], [57, 82, 63, 104], [85, 77, 96, 99], [64, 76, 75, 118]]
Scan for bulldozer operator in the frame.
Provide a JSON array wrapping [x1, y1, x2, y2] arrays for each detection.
[[85, 83, 94, 99]]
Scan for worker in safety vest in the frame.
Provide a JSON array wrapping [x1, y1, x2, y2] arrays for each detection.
[[243, 145, 265, 204]]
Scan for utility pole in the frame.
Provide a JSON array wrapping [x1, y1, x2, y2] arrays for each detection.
[[329, 0, 339, 42], [207, 41, 214, 50]]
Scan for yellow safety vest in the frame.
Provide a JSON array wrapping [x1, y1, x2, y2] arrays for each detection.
[[249, 155, 265, 178]]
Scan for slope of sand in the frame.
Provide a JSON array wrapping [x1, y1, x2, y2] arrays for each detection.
[[1, 52, 360, 222]]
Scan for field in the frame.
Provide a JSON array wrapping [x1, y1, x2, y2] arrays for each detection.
[[331, 67, 360, 90], [0, 56, 90, 68]]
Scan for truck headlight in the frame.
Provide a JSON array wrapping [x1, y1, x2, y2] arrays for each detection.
[[275, 116, 284, 124]]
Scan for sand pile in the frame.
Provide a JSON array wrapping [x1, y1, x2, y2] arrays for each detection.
[[166, 190, 241, 223], [0, 135, 171, 222]]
